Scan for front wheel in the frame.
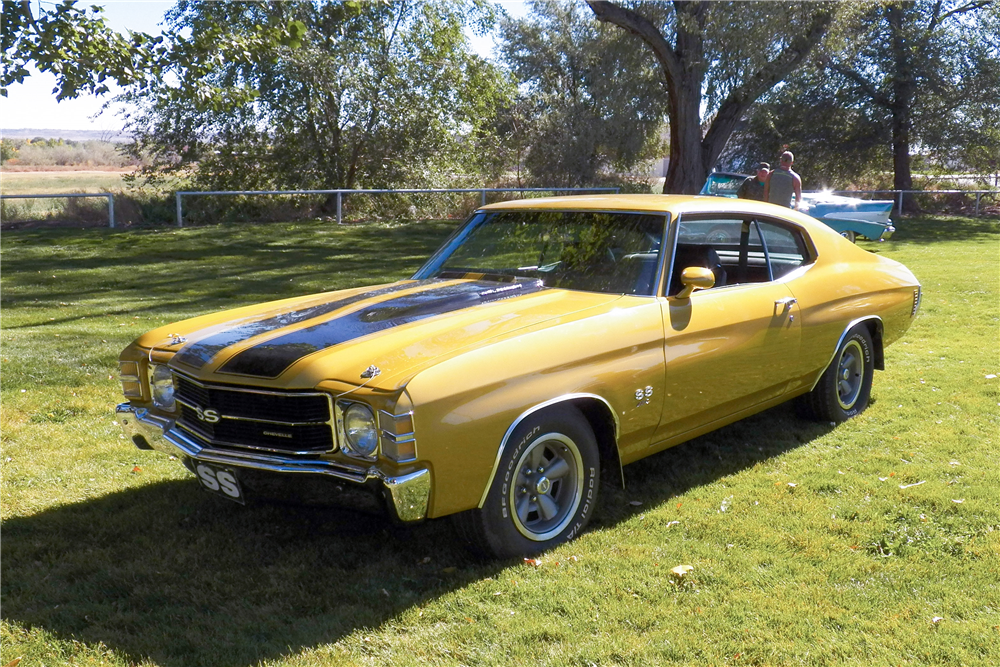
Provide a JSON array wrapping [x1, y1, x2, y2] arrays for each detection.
[[797, 325, 874, 422], [453, 405, 600, 559]]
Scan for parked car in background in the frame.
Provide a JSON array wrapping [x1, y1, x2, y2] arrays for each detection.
[[701, 171, 895, 243], [117, 195, 920, 558]]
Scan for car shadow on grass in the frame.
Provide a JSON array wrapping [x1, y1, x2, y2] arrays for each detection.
[[1, 477, 502, 667], [0, 401, 837, 667], [596, 401, 838, 528]]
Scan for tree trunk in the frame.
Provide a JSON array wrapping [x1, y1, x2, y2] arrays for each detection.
[[662, 1, 708, 194], [587, 1, 833, 195], [664, 70, 708, 194], [890, 104, 913, 193], [887, 3, 915, 208]]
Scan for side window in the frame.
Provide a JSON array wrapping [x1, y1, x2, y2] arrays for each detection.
[[756, 220, 809, 279], [669, 214, 812, 295], [669, 215, 762, 295]]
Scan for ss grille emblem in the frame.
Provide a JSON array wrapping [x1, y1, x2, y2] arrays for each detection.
[[195, 406, 221, 423]]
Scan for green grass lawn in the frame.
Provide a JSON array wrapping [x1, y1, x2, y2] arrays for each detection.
[[2, 215, 998, 667]]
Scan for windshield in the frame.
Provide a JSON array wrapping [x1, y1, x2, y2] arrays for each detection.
[[414, 210, 667, 296], [701, 173, 747, 197]]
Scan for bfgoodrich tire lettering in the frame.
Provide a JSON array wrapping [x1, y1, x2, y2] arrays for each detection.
[[453, 405, 600, 559], [798, 325, 874, 422]]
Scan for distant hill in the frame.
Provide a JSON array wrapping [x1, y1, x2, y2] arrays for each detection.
[[1, 128, 131, 142]]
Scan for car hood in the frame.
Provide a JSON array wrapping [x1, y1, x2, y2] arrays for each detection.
[[134, 279, 622, 390]]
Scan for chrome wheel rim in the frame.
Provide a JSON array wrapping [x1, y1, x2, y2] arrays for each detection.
[[836, 340, 864, 409], [509, 433, 584, 541]]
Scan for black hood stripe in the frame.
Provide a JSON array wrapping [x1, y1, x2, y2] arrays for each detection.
[[172, 281, 430, 370], [217, 279, 546, 378]]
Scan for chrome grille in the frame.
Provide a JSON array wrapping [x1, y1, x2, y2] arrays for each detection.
[[173, 373, 334, 455], [912, 287, 922, 317]]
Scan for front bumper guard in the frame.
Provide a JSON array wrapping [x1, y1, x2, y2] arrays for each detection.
[[116, 403, 431, 522]]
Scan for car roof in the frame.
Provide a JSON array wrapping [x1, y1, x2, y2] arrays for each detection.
[[480, 193, 803, 219], [477, 194, 838, 244]]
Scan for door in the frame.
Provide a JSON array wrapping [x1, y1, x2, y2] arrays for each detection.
[[651, 214, 807, 443]]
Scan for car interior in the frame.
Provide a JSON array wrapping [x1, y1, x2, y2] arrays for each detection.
[[667, 216, 812, 296]]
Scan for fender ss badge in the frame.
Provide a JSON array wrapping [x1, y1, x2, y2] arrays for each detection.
[[634, 386, 653, 406], [361, 365, 381, 379]]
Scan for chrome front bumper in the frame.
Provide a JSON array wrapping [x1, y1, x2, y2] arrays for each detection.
[[115, 403, 431, 522]]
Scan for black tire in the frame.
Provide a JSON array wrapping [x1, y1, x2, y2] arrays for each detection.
[[797, 325, 874, 422], [840, 230, 857, 243], [453, 405, 600, 559]]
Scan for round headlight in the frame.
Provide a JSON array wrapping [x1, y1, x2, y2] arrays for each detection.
[[343, 403, 378, 458], [150, 364, 175, 410]]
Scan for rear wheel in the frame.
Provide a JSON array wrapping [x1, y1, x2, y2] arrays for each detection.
[[840, 230, 857, 243], [797, 325, 874, 422], [453, 405, 600, 559]]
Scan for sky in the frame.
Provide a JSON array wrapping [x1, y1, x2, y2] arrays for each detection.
[[1, 1, 525, 133]]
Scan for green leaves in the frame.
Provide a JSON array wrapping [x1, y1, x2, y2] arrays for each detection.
[[499, 0, 669, 187], [119, 0, 510, 196], [1, 0, 310, 102], [283, 19, 308, 48]]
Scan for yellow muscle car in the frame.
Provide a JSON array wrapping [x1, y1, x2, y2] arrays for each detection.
[[116, 195, 921, 558]]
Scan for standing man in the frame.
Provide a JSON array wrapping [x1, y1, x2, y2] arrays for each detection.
[[764, 151, 802, 210], [737, 163, 770, 201]]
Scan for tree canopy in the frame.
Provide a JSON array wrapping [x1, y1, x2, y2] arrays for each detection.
[[497, 0, 669, 188], [6, 0, 997, 198], [120, 0, 509, 199], [1, 0, 306, 100], [729, 0, 1000, 190], [587, 0, 836, 194]]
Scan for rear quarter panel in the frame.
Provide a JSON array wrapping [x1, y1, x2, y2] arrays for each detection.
[[787, 232, 919, 391]]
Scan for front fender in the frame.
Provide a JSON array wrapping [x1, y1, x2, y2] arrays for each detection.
[[404, 298, 665, 518]]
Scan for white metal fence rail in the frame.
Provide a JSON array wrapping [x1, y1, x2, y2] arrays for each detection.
[[173, 187, 621, 227], [0, 192, 116, 228], [3, 187, 997, 229]]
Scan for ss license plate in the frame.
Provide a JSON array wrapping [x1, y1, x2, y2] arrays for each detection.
[[193, 461, 245, 504]]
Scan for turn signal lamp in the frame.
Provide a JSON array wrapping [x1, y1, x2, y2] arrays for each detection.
[[119, 361, 142, 398]]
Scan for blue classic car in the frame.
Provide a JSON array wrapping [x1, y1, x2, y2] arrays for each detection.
[[701, 172, 895, 243]]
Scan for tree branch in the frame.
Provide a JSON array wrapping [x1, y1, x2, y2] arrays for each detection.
[[826, 61, 893, 108], [928, 0, 991, 33], [585, 1, 680, 90], [17, 0, 39, 33], [702, 7, 835, 164]]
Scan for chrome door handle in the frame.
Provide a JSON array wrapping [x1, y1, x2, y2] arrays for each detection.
[[775, 297, 798, 321]]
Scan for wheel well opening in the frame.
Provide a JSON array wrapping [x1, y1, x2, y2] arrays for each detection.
[[863, 320, 885, 370], [571, 398, 624, 489]]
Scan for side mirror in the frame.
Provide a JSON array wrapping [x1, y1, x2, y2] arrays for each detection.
[[675, 266, 715, 299]]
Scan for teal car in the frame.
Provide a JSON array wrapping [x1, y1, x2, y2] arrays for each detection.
[[701, 172, 895, 243]]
